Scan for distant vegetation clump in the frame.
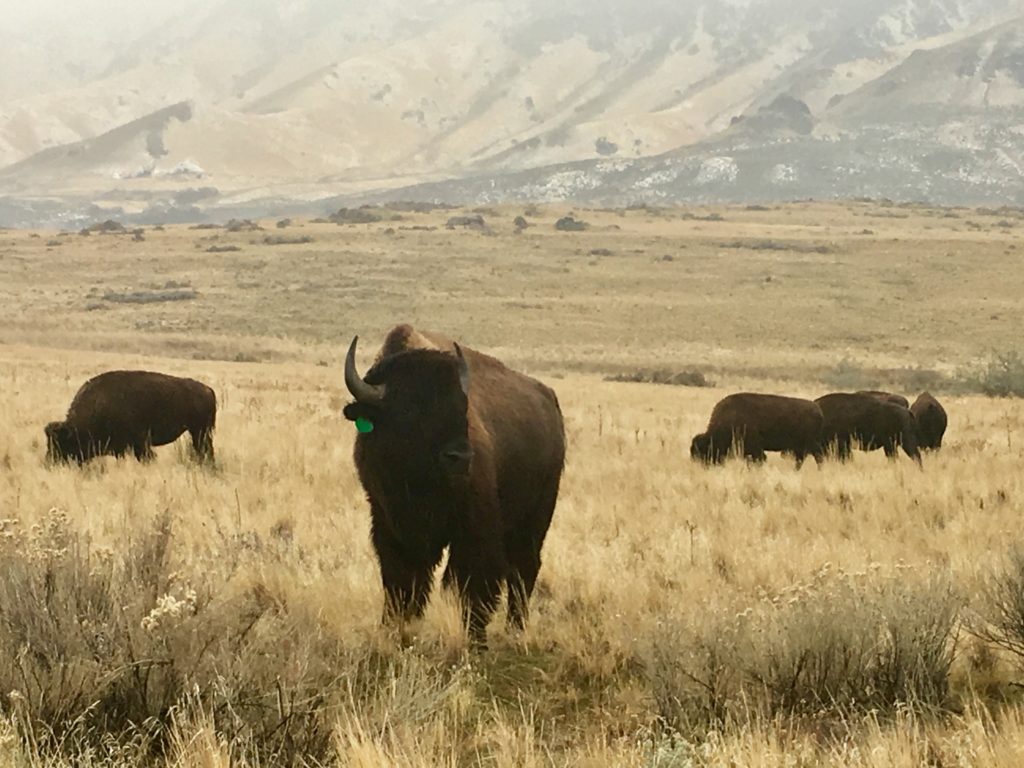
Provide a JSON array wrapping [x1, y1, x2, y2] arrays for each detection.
[[102, 288, 198, 304], [606, 368, 712, 387], [225, 219, 262, 232], [555, 215, 588, 231], [329, 207, 382, 224], [445, 214, 486, 230], [954, 351, 1024, 397], [263, 234, 314, 246]]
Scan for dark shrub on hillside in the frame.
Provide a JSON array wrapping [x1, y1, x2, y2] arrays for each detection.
[[555, 215, 588, 231]]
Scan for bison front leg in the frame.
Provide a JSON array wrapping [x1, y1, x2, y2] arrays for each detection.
[[444, 527, 506, 648], [443, 557, 504, 648], [132, 437, 156, 462], [371, 515, 438, 634], [505, 543, 540, 631]]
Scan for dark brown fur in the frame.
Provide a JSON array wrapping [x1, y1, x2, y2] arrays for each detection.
[[911, 392, 947, 450], [815, 392, 920, 464], [690, 393, 824, 468], [856, 390, 910, 408], [343, 325, 566, 645], [45, 370, 216, 464]]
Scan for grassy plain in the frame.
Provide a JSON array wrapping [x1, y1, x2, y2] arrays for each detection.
[[0, 201, 1023, 765]]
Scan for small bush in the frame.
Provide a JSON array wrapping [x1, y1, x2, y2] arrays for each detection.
[[555, 215, 588, 231], [646, 571, 958, 733], [330, 207, 381, 224], [0, 510, 358, 764], [823, 358, 873, 390], [103, 288, 198, 304], [263, 235, 314, 246], [953, 351, 1024, 397], [745, 574, 957, 716], [225, 219, 262, 232], [605, 368, 712, 387], [970, 547, 1024, 664]]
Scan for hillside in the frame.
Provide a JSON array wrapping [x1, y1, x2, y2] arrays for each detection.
[[1, 0, 1022, 226]]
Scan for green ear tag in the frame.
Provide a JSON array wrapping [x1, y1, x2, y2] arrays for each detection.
[[355, 416, 374, 434]]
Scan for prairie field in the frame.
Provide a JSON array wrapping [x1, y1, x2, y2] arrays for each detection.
[[2, 201, 1024, 765]]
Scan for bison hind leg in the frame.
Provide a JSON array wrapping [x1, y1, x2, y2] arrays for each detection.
[[190, 426, 215, 463]]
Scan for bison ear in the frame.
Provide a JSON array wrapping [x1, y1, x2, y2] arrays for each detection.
[[343, 402, 379, 423]]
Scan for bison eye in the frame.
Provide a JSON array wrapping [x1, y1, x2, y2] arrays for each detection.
[[355, 416, 374, 433]]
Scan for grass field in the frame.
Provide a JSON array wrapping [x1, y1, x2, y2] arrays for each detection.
[[1, 201, 1024, 765]]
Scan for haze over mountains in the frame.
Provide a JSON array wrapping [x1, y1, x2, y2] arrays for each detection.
[[2, 0, 1023, 226]]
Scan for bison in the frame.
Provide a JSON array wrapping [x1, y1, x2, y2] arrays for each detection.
[[342, 325, 566, 646], [911, 392, 947, 450], [45, 370, 216, 464], [815, 392, 920, 464], [856, 390, 910, 408], [690, 393, 824, 468]]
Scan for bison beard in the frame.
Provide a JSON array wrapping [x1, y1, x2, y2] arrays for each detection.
[[343, 325, 565, 646]]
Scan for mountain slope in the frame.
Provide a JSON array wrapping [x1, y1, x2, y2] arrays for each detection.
[[1, 0, 1022, 224]]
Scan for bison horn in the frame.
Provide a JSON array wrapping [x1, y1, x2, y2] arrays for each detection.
[[453, 343, 470, 396], [344, 336, 385, 404]]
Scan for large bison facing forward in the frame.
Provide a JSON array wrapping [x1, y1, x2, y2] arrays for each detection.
[[342, 325, 566, 646], [690, 393, 824, 468], [911, 392, 947, 450], [45, 371, 216, 464], [815, 392, 920, 464]]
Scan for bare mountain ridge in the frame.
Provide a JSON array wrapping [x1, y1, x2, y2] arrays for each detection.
[[1, 0, 1021, 226]]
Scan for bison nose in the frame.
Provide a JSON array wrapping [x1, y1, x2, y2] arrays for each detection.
[[439, 441, 472, 476]]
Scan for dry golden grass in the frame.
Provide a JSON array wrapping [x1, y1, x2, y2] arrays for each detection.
[[1, 202, 1024, 764]]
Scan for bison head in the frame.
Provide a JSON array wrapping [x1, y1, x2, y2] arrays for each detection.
[[690, 433, 713, 464], [343, 336, 473, 481], [44, 421, 83, 464]]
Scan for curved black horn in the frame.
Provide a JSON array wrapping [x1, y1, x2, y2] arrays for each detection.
[[453, 342, 470, 396], [344, 336, 385, 404]]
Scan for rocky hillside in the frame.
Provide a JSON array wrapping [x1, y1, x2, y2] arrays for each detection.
[[1, 0, 1021, 225]]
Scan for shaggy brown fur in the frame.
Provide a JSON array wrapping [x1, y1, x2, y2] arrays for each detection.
[[856, 390, 910, 408], [45, 370, 216, 464], [815, 392, 920, 464], [911, 392, 947, 450], [690, 393, 824, 468], [343, 324, 566, 646]]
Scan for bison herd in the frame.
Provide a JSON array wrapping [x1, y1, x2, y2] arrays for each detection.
[[690, 389, 947, 468], [40, 325, 947, 645]]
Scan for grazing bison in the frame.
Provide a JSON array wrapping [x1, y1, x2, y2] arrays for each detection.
[[690, 393, 824, 468], [856, 390, 910, 408], [342, 325, 566, 646], [815, 392, 920, 464], [45, 371, 216, 464], [911, 392, 947, 450]]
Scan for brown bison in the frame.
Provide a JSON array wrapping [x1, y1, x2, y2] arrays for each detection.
[[342, 325, 566, 646], [856, 390, 910, 408], [690, 393, 824, 468], [911, 392, 947, 450], [45, 371, 216, 464], [815, 392, 920, 464]]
